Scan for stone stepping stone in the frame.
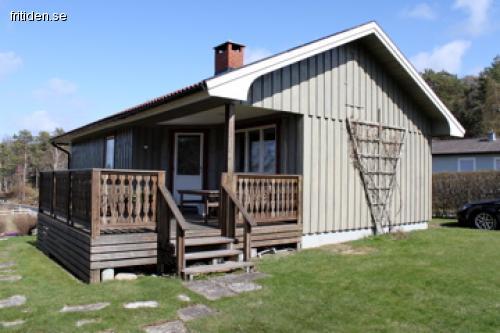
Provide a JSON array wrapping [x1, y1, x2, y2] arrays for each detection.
[[184, 272, 268, 300], [143, 320, 187, 333], [212, 272, 269, 284], [226, 281, 262, 293], [115, 273, 137, 281], [176, 294, 191, 302], [123, 301, 158, 309], [177, 304, 216, 322], [60, 302, 109, 313], [0, 269, 16, 275], [1, 320, 25, 328], [76, 319, 101, 327], [184, 279, 236, 301], [0, 275, 22, 282], [0, 261, 15, 269], [0, 295, 26, 309]]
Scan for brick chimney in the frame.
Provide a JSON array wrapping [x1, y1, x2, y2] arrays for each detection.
[[214, 41, 245, 75]]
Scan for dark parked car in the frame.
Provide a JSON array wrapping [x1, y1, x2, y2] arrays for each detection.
[[457, 199, 500, 230]]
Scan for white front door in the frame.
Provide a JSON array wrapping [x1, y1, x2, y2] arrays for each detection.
[[173, 133, 204, 211]]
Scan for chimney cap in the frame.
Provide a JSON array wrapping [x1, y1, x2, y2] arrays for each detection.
[[213, 40, 246, 51]]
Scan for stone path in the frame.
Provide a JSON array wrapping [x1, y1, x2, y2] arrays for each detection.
[[0, 275, 22, 282], [124, 301, 159, 309], [76, 318, 101, 327], [139, 273, 269, 332], [143, 320, 187, 333], [60, 302, 110, 313], [0, 252, 263, 333], [184, 272, 268, 300], [1, 320, 25, 328], [0, 261, 16, 269], [177, 304, 216, 322], [0, 269, 16, 274], [0, 295, 26, 309]]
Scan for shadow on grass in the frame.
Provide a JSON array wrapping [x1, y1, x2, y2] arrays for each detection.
[[439, 221, 464, 228], [431, 218, 470, 229]]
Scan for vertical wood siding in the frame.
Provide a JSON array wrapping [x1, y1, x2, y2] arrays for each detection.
[[70, 129, 134, 169], [249, 41, 432, 234], [114, 128, 133, 169], [70, 137, 104, 169], [132, 127, 162, 170]]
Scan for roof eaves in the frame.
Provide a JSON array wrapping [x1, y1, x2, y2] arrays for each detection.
[[52, 81, 206, 143]]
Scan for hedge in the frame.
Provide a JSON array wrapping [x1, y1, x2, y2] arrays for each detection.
[[433, 171, 500, 217]]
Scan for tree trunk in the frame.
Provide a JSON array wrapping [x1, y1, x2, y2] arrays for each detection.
[[22, 149, 27, 203]]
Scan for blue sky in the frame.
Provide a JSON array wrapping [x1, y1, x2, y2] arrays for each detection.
[[0, 0, 498, 137]]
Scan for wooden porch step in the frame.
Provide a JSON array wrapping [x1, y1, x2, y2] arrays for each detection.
[[182, 261, 254, 275], [185, 236, 234, 247], [234, 237, 301, 249], [185, 228, 222, 238], [185, 249, 241, 261]]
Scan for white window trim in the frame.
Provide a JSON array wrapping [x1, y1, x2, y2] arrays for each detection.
[[494, 157, 500, 171], [105, 136, 115, 169], [457, 157, 476, 172], [236, 124, 276, 173]]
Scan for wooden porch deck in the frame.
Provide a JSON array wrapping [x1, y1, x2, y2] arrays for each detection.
[[37, 169, 302, 282], [169, 217, 301, 248]]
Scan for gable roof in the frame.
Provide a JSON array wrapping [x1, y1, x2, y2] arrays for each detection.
[[53, 21, 464, 144], [432, 137, 500, 155], [205, 21, 464, 137]]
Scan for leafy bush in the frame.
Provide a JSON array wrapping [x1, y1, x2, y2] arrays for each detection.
[[9, 184, 39, 206], [433, 171, 500, 217]]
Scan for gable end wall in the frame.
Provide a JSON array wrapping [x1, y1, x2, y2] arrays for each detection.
[[249, 41, 432, 234]]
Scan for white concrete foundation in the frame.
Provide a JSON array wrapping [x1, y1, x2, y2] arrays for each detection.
[[301, 222, 428, 249]]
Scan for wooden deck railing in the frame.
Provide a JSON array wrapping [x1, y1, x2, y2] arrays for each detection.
[[39, 169, 165, 238], [220, 172, 303, 257], [157, 183, 189, 276], [233, 173, 302, 223]]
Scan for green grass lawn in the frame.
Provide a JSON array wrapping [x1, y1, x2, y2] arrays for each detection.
[[1, 219, 500, 332]]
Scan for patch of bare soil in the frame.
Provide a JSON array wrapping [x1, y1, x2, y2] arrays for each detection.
[[323, 243, 376, 255]]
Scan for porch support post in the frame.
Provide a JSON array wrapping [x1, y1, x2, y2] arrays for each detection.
[[223, 102, 236, 238], [225, 102, 236, 175]]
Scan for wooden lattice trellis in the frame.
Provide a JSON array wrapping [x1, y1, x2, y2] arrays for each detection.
[[346, 118, 406, 234]]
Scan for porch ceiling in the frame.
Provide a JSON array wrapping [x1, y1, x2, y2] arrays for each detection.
[[157, 104, 278, 126]]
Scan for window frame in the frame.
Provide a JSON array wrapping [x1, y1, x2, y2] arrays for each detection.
[[457, 157, 476, 172], [494, 157, 500, 171], [104, 135, 115, 169], [235, 124, 277, 174]]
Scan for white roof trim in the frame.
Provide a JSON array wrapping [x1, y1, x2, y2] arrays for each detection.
[[205, 22, 465, 137]]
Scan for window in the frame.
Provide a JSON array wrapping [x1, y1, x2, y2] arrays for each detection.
[[495, 157, 500, 171], [105, 136, 115, 169], [457, 157, 475, 172], [235, 125, 277, 173], [176, 134, 201, 175]]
